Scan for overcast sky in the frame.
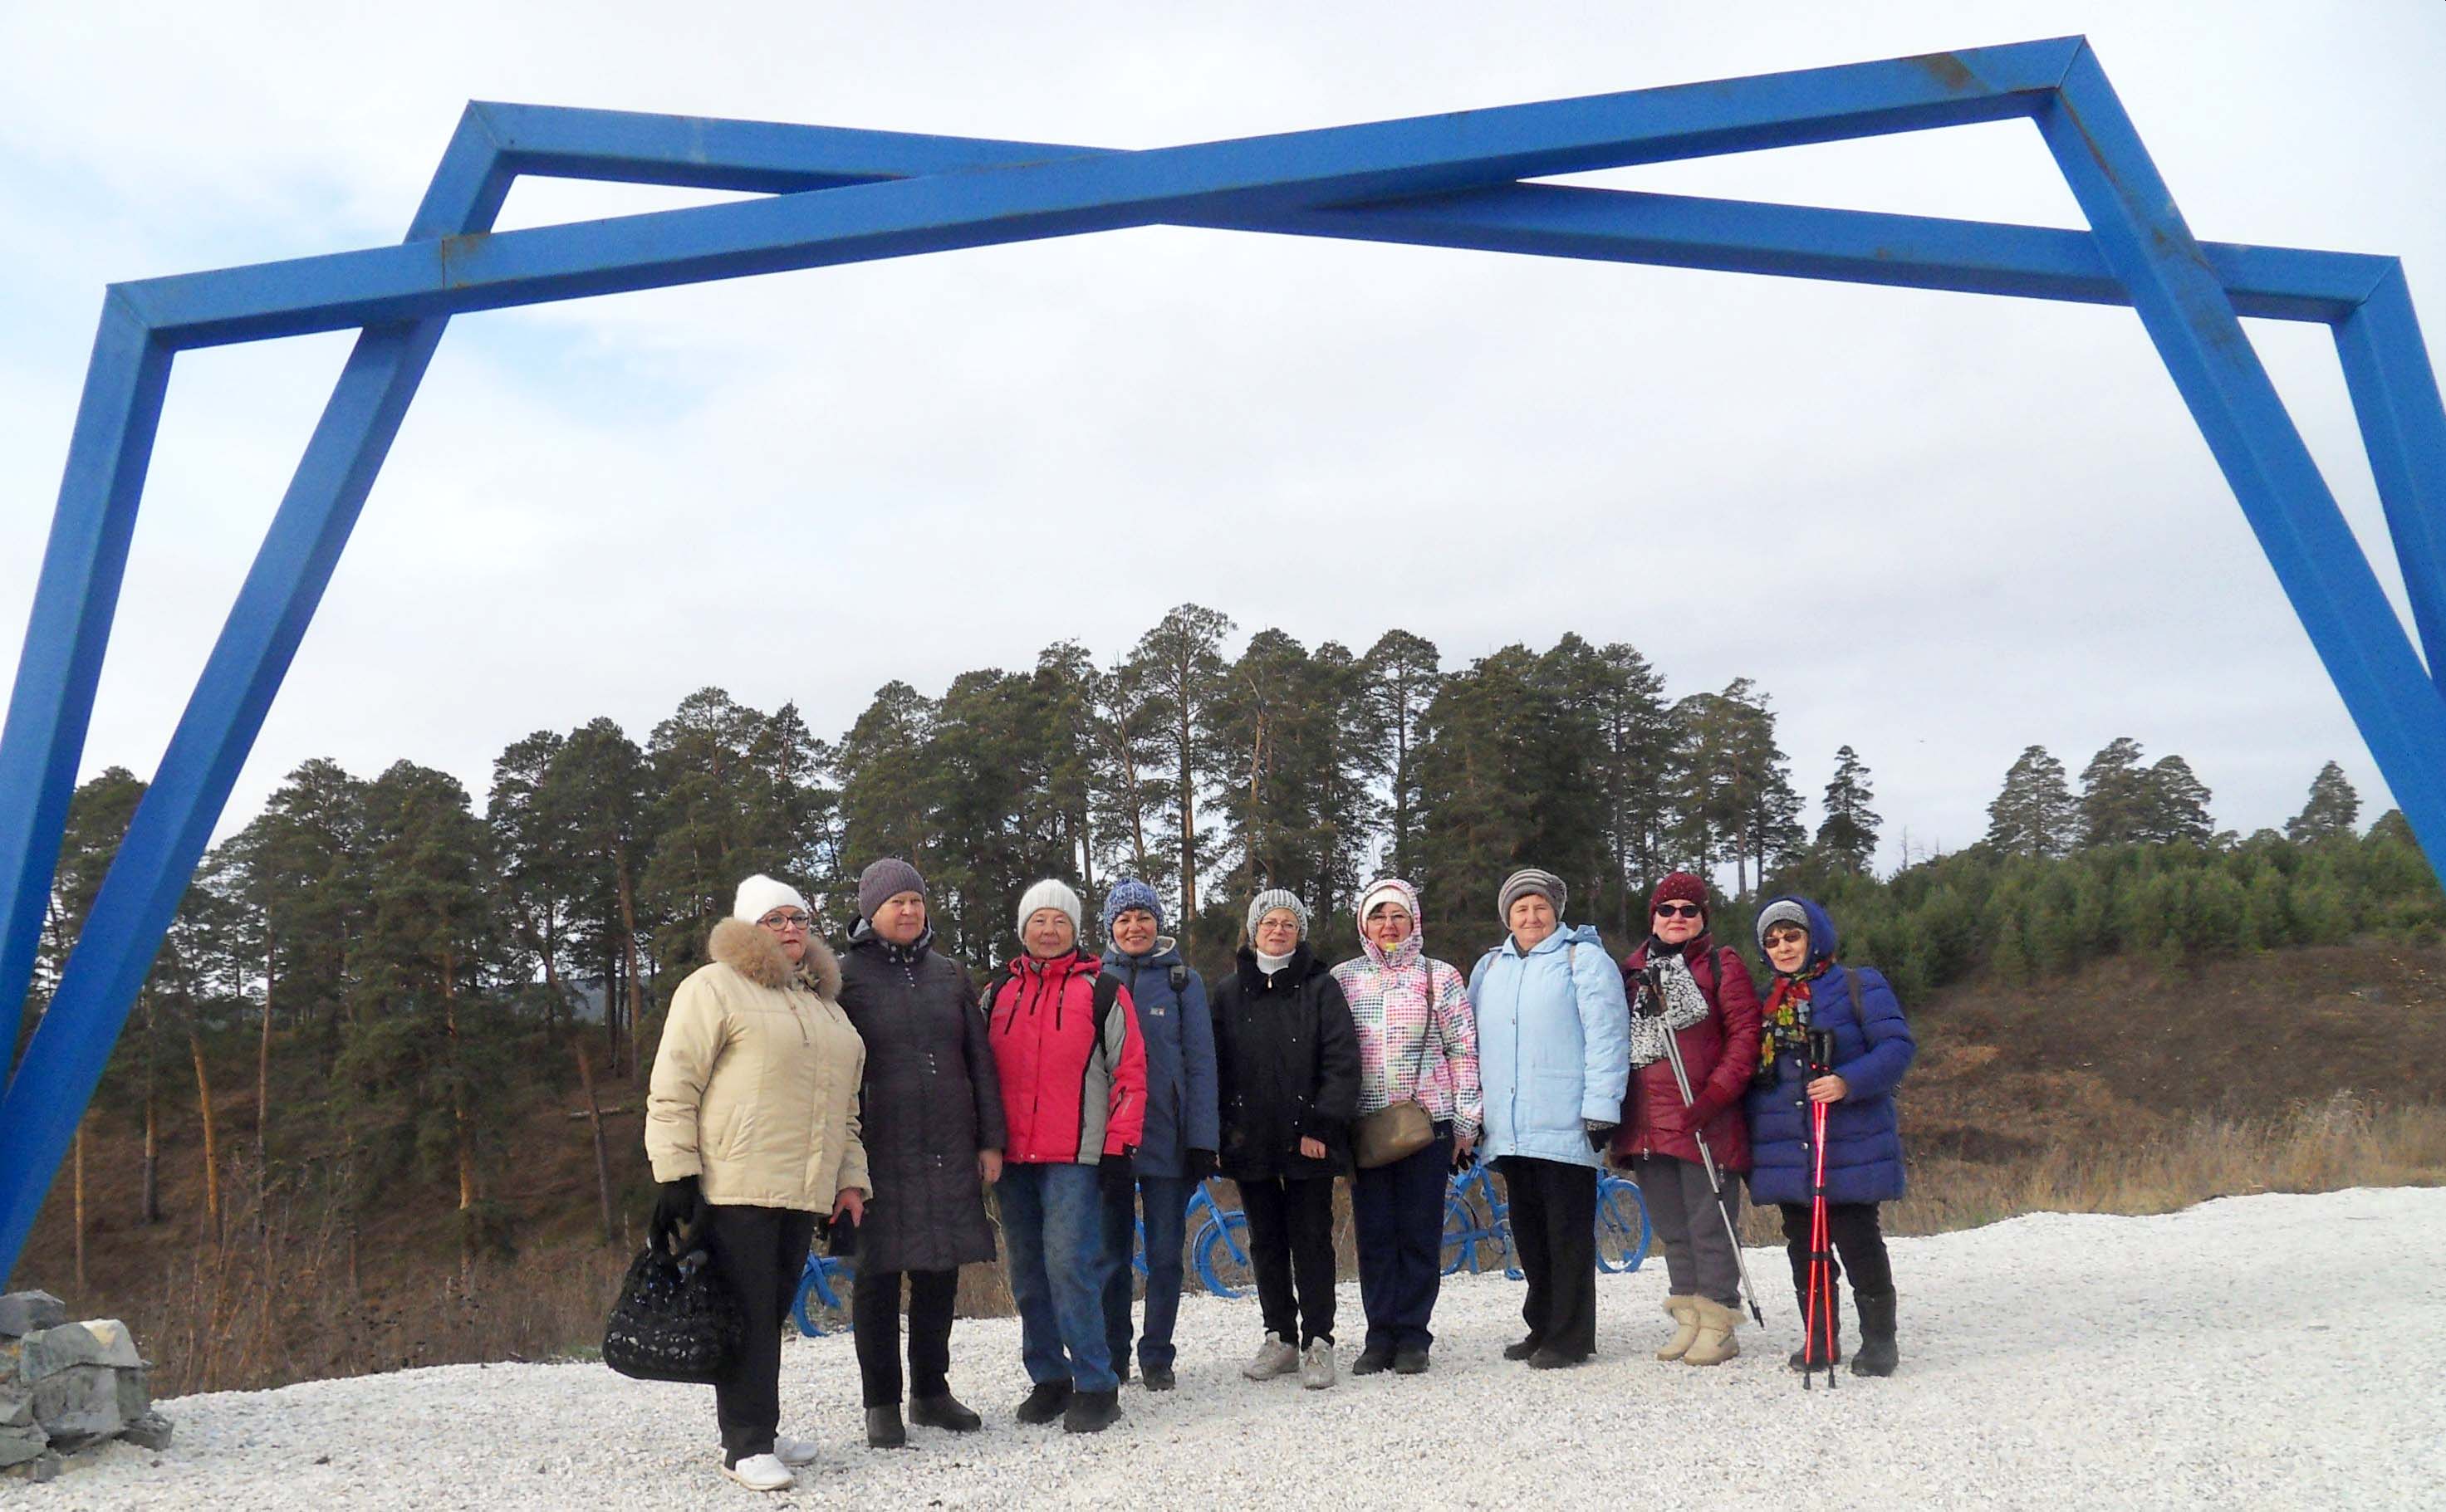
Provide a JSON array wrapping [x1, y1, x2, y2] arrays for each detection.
[[4, 1, 2444, 878]]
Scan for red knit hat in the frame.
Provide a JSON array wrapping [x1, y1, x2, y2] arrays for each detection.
[[1649, 871, 1710, 917]]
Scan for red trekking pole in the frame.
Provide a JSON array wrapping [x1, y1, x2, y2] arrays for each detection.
[[1801, 1025, 1838, 1392]]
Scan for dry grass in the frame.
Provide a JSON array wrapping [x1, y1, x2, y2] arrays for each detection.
[[1739, 1092, 2446, 1245]]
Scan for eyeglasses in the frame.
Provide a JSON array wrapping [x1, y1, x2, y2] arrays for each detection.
[[758, 911, 812, 930], [1653, 903, 1703, 919]]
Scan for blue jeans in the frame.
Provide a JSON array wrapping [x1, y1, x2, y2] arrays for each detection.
[[1100, 1173, 1189, 1373], [1353, 1124, 1453, 1353], [999, 1162, 1118, 1392]]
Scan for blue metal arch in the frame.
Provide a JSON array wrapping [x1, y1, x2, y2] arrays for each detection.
[[5, 35, 2444, 1280]]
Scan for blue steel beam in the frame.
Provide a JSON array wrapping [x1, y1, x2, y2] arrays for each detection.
[[0, 111, 516, 1280], [473, 102, 2394, 323], [2036, 46, 2446, 870], [0, 300, 171, 1063], [2336, 264, 2446, 699], [114, 37, 2082, 348]]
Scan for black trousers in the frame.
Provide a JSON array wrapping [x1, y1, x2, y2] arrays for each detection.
[[1502, 1157, 1596, 1358], [850, 1267, 958, 1407], [702, 1204, 821, 1466], [1237, 1175, 1337, 1346], [1777, 1201, 1894, 1297]]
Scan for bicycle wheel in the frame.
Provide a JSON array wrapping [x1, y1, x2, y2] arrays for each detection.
[[792, 1261, 826, 1338], [1594, 1179, 1652, 1275], [1441, 1194, 1500, 1277], [1195, 1212, 1255, 1299]]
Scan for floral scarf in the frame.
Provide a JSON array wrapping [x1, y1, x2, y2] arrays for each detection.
[[1757, 959, 1832, 1080]]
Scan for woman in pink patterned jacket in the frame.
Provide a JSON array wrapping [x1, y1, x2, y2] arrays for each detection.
[[1329, 877, 1482, 1377]]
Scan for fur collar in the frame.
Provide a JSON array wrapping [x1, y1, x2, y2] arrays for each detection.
[[709, 917, 843, 999]]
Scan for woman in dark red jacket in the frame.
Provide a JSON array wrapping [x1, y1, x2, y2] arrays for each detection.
[[1613, 872, 1762, 1368]]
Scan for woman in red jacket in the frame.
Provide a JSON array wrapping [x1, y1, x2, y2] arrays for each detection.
[[1614, 872, 1762, 1368], [982, 879, 1147, 1436]]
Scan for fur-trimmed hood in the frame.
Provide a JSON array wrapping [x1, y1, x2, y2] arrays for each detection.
[[708, 916, 843, 1000]]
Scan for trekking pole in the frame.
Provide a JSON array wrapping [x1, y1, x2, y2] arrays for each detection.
[[1802, 1025, 1838, 1391], [1640, 966, 1765, 1327]]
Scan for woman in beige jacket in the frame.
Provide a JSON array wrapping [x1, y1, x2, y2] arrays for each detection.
[[646, 874, 870, 1494]]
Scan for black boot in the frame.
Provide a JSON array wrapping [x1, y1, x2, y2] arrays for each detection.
[[1850, 1290, 1898, 1377], [1788, 1289, 1841, 1371], [1014, 1380, 1071, 1425], [865, 1405, 906, 1448], [909, 1392, 982, 1431], [1061, 1387, 1122, 1434]]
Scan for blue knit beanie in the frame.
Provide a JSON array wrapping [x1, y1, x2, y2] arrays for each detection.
[[1100, 878, 1164, 939]]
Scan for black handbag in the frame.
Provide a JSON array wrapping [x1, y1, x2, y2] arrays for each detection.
[[602, 1238, 744, 1384]]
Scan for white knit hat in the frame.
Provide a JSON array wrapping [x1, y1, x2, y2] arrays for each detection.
[[733, 873, 811, 924], [1017, 878, 1084, 937]]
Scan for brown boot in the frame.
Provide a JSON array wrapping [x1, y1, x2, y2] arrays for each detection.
[[1682, 1297, 1742, 1367], [1655, 1296, 1700, 1361]]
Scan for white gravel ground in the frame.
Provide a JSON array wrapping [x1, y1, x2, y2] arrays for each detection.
[[12, 1187, 2442, 1511]]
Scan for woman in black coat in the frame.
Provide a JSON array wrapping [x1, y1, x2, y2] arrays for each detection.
[[834, 859, 1006, 1447], [1210, 888, 1359, 1393]]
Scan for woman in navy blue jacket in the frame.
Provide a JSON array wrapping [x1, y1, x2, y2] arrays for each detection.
[[1745, 895, 1914, 1377], [1095, 878, 1219, 1392]]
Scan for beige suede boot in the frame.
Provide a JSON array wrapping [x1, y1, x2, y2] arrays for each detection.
[[1682, 1297, 1742, 1367], [1655, 1296, 1700, 1361]]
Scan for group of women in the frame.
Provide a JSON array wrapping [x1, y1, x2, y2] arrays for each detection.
[[642, 859, 1916, 1494]]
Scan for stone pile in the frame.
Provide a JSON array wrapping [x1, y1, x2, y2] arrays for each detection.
[[1, 1290, 171, 1482]]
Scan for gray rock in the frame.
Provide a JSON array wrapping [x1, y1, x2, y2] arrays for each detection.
[[120, 1410, 173, 1451], [115, 1366, 150, 1423], [20, 1319, 143, 1380], [0, 1292, 65, 1338], [0, 1422, 46, 1470], [31, 1363, 122, 1444]]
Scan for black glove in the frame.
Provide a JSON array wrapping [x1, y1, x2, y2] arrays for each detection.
[[1099, 1151, 1136, 1196], [1584, 1119, 1618, 1152], [1184, 1147, 1218, 1184], [650, 1174, 707, 1249]]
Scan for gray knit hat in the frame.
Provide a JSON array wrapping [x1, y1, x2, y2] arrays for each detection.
[[1755, 899, 1811, 952], [1247, 888, 1309, 941], [1498, 867, 1567, 925], [1017, 878, 1084, 937], [856, 858, 926, 922]]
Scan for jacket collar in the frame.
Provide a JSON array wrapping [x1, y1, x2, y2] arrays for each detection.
[[709, 916, 843, 999], [1237, 941, 1318, 990]]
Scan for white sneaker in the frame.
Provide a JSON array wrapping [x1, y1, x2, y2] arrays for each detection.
[[774, 1435, 821, 1468], [722, 1453, 795, 1492], [1243, 1331, 1299, 1380], [1299, 1339, 1336, 1391]]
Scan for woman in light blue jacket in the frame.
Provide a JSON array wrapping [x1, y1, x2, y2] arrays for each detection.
[[1467, 868, 1630, 1368]]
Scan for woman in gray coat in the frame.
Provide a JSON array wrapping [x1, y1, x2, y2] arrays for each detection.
[[834, 859, 1006, 1448]]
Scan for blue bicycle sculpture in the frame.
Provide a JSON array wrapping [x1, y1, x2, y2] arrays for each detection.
[[1131, 1178, 1256, 1299], [792, 1247, 855, 1338], [1440, 1162, 1651, 1278]]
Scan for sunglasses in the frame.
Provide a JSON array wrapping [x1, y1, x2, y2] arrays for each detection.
[[1653, 903, 1703, 919]]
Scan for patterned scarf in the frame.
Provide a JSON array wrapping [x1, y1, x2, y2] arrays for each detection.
[[1757, 959, 1831, 1079], [1628, 951, 1709, 1067]]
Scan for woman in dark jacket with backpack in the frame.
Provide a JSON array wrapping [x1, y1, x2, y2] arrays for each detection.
[[1747, 894, 1915, 1377], [1615, 871, 1762, 1368], [1211, 888, 1360, 1393], [1095, 878, 1219, 1392], [833, 859, 1004, 1447]]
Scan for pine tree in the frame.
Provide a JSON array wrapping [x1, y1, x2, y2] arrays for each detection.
[[2078, 737, 2155, 847], [2140, 755, 2215, 844], [1357, 629, 1443, 881], [2285, 761, 2361, 841], [1127, 604, 1234, 927], [1816, 746, 1882, 875], [1986, 745, 2079, 857]]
